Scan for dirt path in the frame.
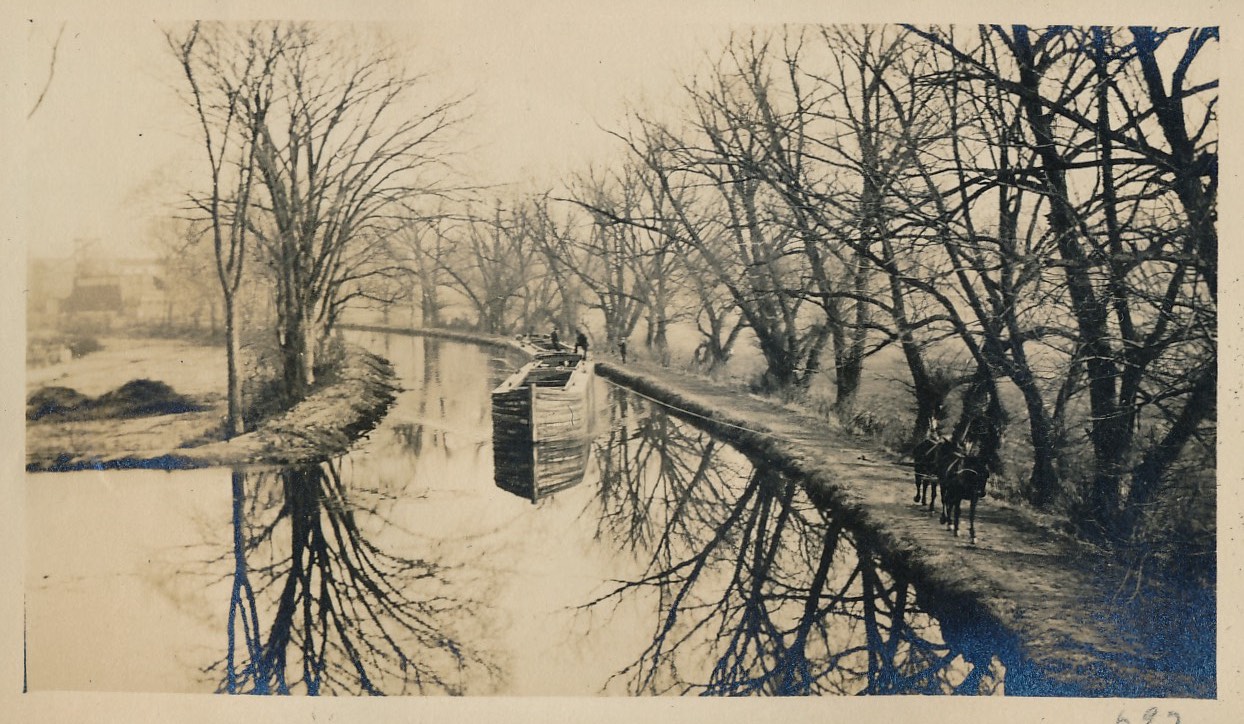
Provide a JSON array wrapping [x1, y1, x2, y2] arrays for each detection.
[[597, 358, 1212, 697]]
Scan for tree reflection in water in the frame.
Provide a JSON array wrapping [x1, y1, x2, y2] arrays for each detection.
[[588, 392, 1005, 695], [591, 388, 732, 561], [211, 463, 498, 695], [384, 337, 496, 464]]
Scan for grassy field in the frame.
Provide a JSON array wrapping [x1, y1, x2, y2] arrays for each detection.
[[27, 336, 226, 398]]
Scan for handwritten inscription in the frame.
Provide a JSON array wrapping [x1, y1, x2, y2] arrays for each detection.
[[1118, 707, 1181, 724]]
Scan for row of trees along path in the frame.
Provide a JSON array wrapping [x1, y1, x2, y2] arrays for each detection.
[[393, 26, 1215, 555]]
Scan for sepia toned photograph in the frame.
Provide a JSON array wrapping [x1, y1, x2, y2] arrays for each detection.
[[6, 1, 1231, 720]]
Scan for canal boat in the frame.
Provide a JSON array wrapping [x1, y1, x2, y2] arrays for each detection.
[[491, 350, 595, 502]]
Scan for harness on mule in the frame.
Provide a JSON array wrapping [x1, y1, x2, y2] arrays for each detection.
[[945, 440, 990, 497], [912, 432, 950, 508]]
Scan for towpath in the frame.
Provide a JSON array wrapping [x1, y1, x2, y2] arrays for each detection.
[[596, 358, 1212, 697]]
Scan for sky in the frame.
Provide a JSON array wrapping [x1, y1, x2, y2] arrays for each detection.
[[13, 1, 1231, 262], [15, 3, 740, 260]]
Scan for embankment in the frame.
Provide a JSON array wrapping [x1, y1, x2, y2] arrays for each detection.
[[343, 323, 530, 355], [27, 345, 399, 472], [596, 360, 1211, 698]]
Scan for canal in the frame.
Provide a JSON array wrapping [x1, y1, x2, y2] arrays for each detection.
[[25, 331, 1009, 695]]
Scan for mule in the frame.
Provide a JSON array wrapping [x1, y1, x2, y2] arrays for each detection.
[[939, 446, 989, 544], [912, 434, 950, 514]]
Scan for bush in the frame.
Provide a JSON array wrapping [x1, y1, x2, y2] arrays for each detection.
[[850, 409, 911, 451], [26, 386, 91, 421], [444, 316, 475, 331], [93, 379, 202, 418], [26, 334, 102, 366], [65, 334, 103, 358], [27, 380, 203, 422], [313, 334, 348, 384], [240, 330, 286, 429]]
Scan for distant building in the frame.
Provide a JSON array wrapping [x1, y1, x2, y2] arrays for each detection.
[[26, 257, 74, 330], [28, 247, 169, 331], [62, 282, 125, 328]]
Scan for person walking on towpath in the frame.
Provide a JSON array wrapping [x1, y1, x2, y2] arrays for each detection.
[[618, 338, 628, 363], [574, 330, 589, 355]]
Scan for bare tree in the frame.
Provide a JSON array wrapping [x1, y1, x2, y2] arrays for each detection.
[[434, 201, 548, 334], [909, 25, 1217, 535], [541, 166, 667, 351], [524, 194, 587, 335], [147, 216, 223, 334], [394, 215, 453, 327], [729, 27, 955, 423], [169, 22, 283, 435], [606, 111, 828, 390], [238, 24, 464, 400]]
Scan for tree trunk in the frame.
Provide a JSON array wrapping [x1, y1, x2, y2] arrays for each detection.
[[755, 333, 798, 391], [1014, 28, 1123, 531], [884, 262, 944, 445], [1004, 350, 1062, 508], [652, 313, 669, 365], [301, 316, 317, 389], [1025, 414, 1061, 509], [224, 294, 245, 437], [1132, 27, 1218, 301], [835, 351, 863, 412], [826, 297, 848, 397], [1123, 367, 1216, 537], [836, 285, 867, 411], [279, 306, 309, 402], [420, 283, 440, 327]]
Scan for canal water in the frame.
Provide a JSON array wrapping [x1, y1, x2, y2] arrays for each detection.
[[25, 331, 1007, 695]]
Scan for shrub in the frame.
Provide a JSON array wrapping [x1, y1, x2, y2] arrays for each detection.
[[27, 379, 203, 421], [93, 379, 202, 418], [26, 386, 91, 421], [66, 334, 103, 357], [313, 334, 349, 384], [26, 334, 103, 365], [240, 331, 286, 429]]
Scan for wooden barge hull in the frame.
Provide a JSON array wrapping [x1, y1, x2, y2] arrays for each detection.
[[490, 353, 595, 502]]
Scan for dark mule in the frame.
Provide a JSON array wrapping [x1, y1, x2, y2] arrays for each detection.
[[912, 434, 950, 514], [939, 443, 989, 543]]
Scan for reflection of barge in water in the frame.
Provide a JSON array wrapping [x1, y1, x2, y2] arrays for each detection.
[[491, 350, 594, 502]]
